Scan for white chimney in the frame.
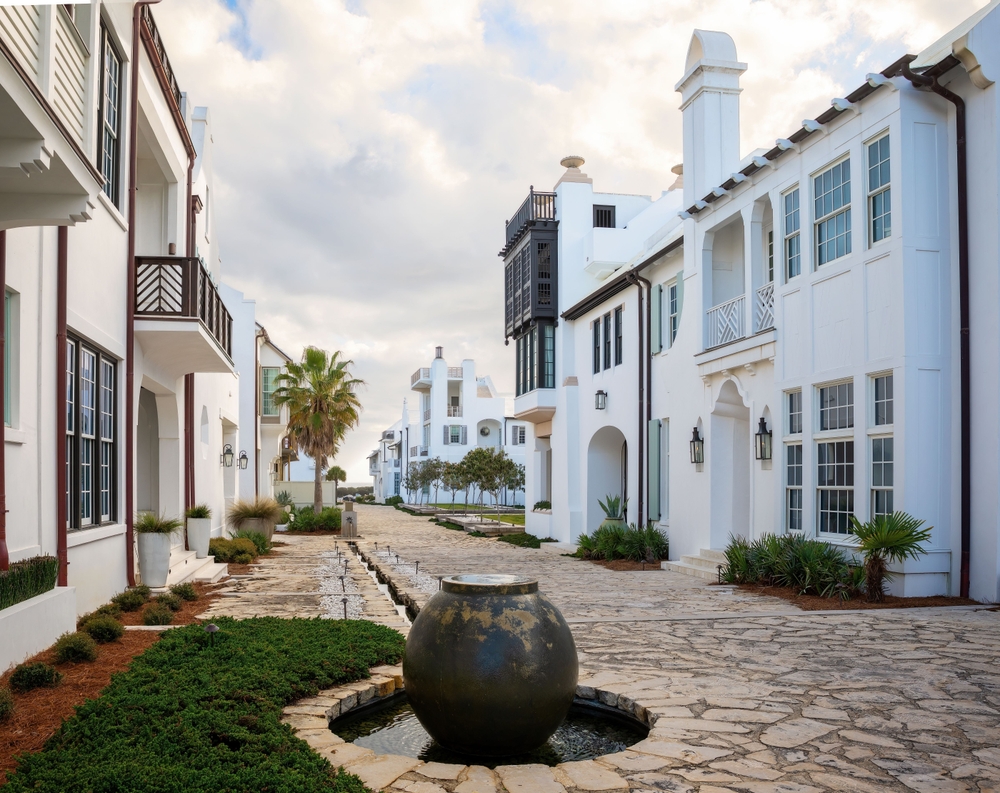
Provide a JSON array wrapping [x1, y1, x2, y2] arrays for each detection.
[[674, 31, 747, 207]]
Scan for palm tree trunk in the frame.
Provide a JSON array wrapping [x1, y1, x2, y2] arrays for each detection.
[[314, 461, 323, 514]]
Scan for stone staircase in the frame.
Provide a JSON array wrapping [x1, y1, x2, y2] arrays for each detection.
[[154, 548, 229, 591], [661, 548, 727, 581]]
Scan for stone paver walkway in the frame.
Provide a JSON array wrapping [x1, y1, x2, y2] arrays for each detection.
[[213, 505, 1000, 792]]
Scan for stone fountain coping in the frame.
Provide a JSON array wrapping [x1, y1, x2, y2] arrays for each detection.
[[279, 663, 702, 792]]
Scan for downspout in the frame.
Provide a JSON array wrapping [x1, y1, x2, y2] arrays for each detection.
[[634, 272, 653, 526], [627, 273, 644, 527], [56, 227, 68, 586], [126, 0, 163, 587], [900, 59, 970, 598], [183, 164, 195, 514], [0, 230, 6, 571]]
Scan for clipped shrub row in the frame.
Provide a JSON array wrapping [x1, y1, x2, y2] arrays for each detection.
[[289, 506, 342, 532], [0, 555, 59, 611], [209, 537, 258, 564], [497, 532, 542, 549], [5, 617, 405, 792], [577, 523, 669, 562]]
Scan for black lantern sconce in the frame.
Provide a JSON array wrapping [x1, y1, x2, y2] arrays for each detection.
[[595, 390, 608, 410], [221, 444, 235, 468], [238, 450, 249, 470], [689, 427, 704, 464], [754, 417, 772, 461]]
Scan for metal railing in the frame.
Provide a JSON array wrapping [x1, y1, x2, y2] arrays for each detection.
[[411, 368, 431, 385], [140, 5, 182, 110], [447, 405, 463, 417], [502, 187, 556, 255], [447, 367, 464, 378], [706, 294, 746, 349], [134, 257, 233, 359], [755, 283, 775, 332]]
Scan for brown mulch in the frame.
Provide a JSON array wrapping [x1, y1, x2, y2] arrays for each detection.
[[0, 583, 221, 785], [738, 584, 981, 610], [590, 558, 666, 571]]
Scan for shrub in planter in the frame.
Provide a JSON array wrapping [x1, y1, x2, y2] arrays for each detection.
[[10, 663, 63, 692], [532, 501, 551, 511], [232, 529, 271, 556], [54, 632, 98, 663], [0, 555, 59, 611], [169, 583, 199, 602], [155, 593, 183, 612], [135, 513, 183, 589], [0, 688, 12, 723], [142, 604, 174, 626], [185, 504, 213, 560], [82, 616, 124, 644], [111, 589, 146, 612], [227, 497, 284, 541]]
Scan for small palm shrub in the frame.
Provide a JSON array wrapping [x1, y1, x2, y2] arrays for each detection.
[[82, 616, 125, 644], [111, 589, 147, 612], [54, 632, 98, 663], [0, 688, 12, 723], [232, 529, 271, 555], [143, 604, 174, 626], [850, 512, 932, 602], [185, 504, 212, 519], [170, 583, 199, 602], [226, 497, 284, 530], [576, 523, 668, 562], [156, 593, 183, 612], [721, 533, 859, 599], [10, 663, 62, 692]]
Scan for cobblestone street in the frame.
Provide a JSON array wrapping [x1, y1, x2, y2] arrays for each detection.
[[208, 505, 1000, 792]]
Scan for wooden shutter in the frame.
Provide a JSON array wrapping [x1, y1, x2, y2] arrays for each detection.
[[651, 284, 662, 354], [648, 419, 661, 521], [460, 426, 467, 445], [443, 426, 450, 445]]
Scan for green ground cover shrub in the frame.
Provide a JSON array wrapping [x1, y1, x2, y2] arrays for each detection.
[[169, 583, 199, 602], [0, 555, 59, 611], [155, 593, 183, 612], [290, 506, 342, 532], [142, 604, 174, 626], [5, 617, 404, 793], [10, 663, 62, 693], [111, 589, 147, 612], [0, 688, 12, 723], [81, 615, 124, 644], [232, 529, 272, 555], [54, 632, 98, 663], [497, 532, 541, 549], [577, 523, 669, 562], [209, 537, 258, 563]]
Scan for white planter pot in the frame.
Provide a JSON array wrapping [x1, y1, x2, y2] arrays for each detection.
[[137, 532, 172, 588], [187, 518, 212, 559]]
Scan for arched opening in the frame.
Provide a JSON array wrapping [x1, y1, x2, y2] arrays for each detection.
[[137, 388, 159, 515], [477, 419, 501, 449], [710, 379, 751, 548], [587, 426, 628, 537]]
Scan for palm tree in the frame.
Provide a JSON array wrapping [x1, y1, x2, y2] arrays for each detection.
[[325, 465, 347, 504], [849, 512, 932, 602], [272, 348, 363, 513]]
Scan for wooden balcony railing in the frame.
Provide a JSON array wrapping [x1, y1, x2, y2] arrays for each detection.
[[706, 294, 746, 349], [411, 368, 431, 386], [502, 187, 556, 256], [135, 257, 233, 359], [447, 367, 464, 378], [140, 5, 182, 110]]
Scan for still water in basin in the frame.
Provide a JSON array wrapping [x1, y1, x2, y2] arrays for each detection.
[[331, 695, 648, 768]]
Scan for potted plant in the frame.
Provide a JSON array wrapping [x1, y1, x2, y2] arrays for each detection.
[[227, 497, 285, 541], [597, 494, 627, 531], [185, 504, 212, 559], [275, 491, 293, 532], [135, 513, 183, 589]]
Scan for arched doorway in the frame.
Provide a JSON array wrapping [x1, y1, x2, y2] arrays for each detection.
[[137, 388, 159, 515], [587, 426, 628, 536], [710, 379, 751, 548]]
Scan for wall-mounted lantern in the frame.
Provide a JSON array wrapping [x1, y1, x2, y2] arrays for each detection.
[[595, 390, 608, 410], [689, 427, 704, 464], [754, 417, 772, 461], [221, 444, 235, 468], [238, 450, 249, 470]]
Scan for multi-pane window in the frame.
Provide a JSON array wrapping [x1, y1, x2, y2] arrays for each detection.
[[602, 313, 611, 370], [537, 241, 552, 305], [67, 338, 117, 529], [817, 440, 854, 534], [874, 373, 893, 425], [814, 159, 852, 266], [99, 25, 123, 207], [261, 367, 280, 416], [516, 325, 554, 395], [511, 426, 526, 445], [788, 390, 803, 434], [449, 425, 462, 444], [541, 324, 555, 388], [593, 205, 615, 228], [766, 229, 774, 283], [871, 437, 894, 517], [614, 307, 623, 366], [668, 282, 679, 345], [784, 188, 801, 279], [786, 444, 803, 531], [592, 320, 600, 375], [819, 382, 854, 431], [867, 134, 891, 244]]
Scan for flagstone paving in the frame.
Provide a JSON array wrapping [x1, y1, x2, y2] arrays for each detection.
[[213, 505, 1000, 792]]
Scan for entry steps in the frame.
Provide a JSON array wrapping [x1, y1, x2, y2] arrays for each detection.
[[661, 548, 727, 581], [154, 548, 229, 591]]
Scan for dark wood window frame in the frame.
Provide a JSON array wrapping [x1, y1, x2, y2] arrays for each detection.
[[98, 22, 123, 208]]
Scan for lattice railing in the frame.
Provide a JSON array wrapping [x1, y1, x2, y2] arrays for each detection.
[[755, 283, 775, 332], [706, 294, 746, 348]]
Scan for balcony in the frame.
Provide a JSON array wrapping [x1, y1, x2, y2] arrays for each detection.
[[411, 368, 431, 390], [706, 294, 745, 349], [514, 388, 556, 425], [423, 409, 431, 422], [500, 187, 556, 257], [447, 367, 464, 379], [133, 257, 234, 376], [447, 405, 463, 418]]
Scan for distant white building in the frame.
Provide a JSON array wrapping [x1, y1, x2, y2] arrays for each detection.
[[370, 348, 529, 505], [505, 1, 1000, 602]]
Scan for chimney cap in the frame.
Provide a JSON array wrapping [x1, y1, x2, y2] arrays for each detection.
[[560, 155, 585, 169], [435, 346, 443, 359], [671, 164, 683, 175]]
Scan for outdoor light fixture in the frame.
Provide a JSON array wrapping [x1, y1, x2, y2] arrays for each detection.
[[754, 417, 773, 461], [221, 444, 235, 468], [595, 390, 608, 410], [238, 450, 249, 470], [689, 427, 704, 464]]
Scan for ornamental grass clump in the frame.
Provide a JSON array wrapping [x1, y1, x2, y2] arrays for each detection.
[[81, 616, 124, 644], [134, 512, 183, 535], [54, 632, 98, 663], [226, 497, 284, 530], [849, 512, 932, 602], [185, 504, 211, 519], [0, 555, 59, 611], [170, 583, 199, 602], [10, 663, 62, 693]]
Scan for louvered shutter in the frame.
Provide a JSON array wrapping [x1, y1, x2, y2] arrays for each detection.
[[460, 426, 467, 445], [443, 426, 450, 445]]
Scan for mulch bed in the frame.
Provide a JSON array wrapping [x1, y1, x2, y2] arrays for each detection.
[[0, 583, 221, 785], [590, 559, 666, 571], [737, 584, 981, 610]]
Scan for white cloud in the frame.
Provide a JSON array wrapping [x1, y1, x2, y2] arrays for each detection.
[[154, 0, 987, 481]]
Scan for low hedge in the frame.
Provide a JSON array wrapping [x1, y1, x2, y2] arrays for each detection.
[[290, 506, 341, 532], [0, 555, 59, 611], [209, 537, 258, 564], [497, 532, 542, 549], [5, 617, 404, 792]]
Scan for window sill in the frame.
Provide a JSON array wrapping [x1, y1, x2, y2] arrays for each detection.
[[67, 523, 126, 548], [4, 428, 27, 445], [97, 191, 128, 232]]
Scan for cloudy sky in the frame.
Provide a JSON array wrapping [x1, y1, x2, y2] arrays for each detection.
[[154, 0, 986, 482]]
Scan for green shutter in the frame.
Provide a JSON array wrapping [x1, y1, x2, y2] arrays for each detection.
[[650, 284, 662, 354], [647, 419, 661, 522], [675, 275, 684, 318]]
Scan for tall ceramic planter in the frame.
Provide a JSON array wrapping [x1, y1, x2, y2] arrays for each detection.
[[404, 574, 578, 756], [599, 516, 626, 532], [137, 533, 171, 588], [238, 517, 274, 541], [187, 518, 212, 559]]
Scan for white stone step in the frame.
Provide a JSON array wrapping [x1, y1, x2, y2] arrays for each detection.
[[700, 548, 728, 563], [661, 560, 720, 581], [679, 554, 721, 571], [156, 550, 224, 590], [193, 562, 229, 583]]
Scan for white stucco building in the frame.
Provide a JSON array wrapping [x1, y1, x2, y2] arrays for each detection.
[[370, 348, 529, 505], [0, 3, 288, 670], [507, 1, 1000, 602]]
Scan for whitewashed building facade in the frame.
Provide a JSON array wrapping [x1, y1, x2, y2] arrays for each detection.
[[507, 1, 1000, 602]]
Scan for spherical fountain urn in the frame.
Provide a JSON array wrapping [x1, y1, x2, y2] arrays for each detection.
[[403, 574, 578, 757]]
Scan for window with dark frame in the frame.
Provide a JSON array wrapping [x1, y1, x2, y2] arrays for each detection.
[[614, 307, 623, 365], [66, 337, 117, 530], [603, 313, 611, 370], [99, 24, 123, 208], [593, 205, 615, 228], [592, 319, 600, 374]]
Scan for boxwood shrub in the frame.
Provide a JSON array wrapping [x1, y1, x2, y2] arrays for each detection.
[[10, 663, 62, 693], [53, 632, 98, 663], [5, 617, 404, 792], [81, 615, 124, 644], [0, 555, 59, 611], [142, 604, 174, 626]]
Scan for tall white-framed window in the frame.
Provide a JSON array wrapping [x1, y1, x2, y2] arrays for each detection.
[[785, 390, 803, 531], [766, 227, 774, 283], [814, 159, 852, 266], [816, 381, 854, 534], [871, 373, 894, 517], [261, 366, 280, 416], [667, 281, 679, 346], [783, 188, 801, 280], [867, 133, 891, 244], [511, 426, 526, 445], [99, 24, 123, 208], [788, 390, 803, 434]]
